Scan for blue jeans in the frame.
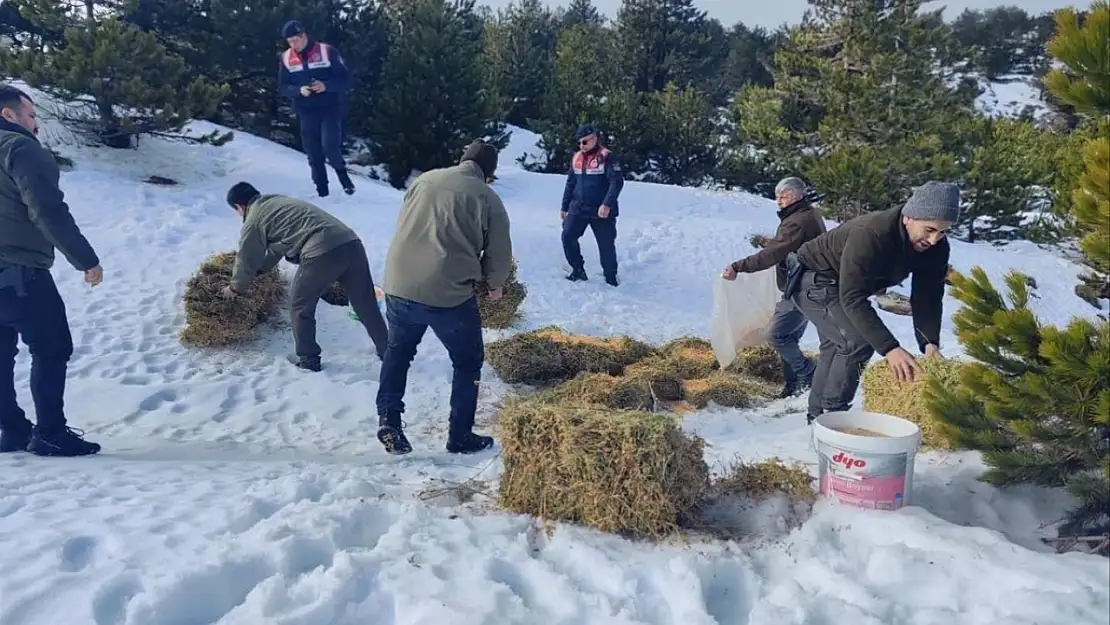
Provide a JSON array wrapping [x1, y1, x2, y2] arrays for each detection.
[[0, 267, 74, 436], [375, 295, 485, 437], [767, 298, 815, 385]]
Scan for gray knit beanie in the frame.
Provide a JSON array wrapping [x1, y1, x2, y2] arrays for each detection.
[[775, 176, 807, 199], [902, 181, 961, 222]]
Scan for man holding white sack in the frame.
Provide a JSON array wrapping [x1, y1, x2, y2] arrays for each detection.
[[784, 181, 957, 424], [723, 177, 826, 398]]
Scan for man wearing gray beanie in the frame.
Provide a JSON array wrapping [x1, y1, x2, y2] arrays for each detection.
[[783, 181, 959, 424], [724, 176, 826, 397]]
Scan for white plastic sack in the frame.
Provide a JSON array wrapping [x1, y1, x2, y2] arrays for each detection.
[[710, 268, 781, 368]]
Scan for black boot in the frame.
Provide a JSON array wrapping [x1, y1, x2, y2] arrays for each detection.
[[377, 413, 412, 455], [604, 274, 620, 287], [336, 169, 355, 195], [0, 422, 32, 453], [27, 426, 100, 457], [565, 268, 587, 282], [446, 431, 494, 454]]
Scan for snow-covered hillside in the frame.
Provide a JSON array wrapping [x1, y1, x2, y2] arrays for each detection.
[[0, 84, 1107, 625]]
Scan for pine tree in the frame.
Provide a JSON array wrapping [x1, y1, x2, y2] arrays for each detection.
[[0, 0, 230, 147], [370, 0, 507, 188], [527, 21, 626, 172], [559, 0, 604, 28], [923, 267, 1110, 543], [1043, 2, 1110, 276], [644, 84, 720, 186], [736, 0, 975, 219], [481, 0, 559, 129], [614, 0, 719, 94]]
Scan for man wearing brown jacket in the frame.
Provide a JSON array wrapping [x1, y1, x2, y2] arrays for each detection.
[[375, 140, 512, 456], [220, 183, 389, 371], [785, 181, 958, 423], [724, 177, 826, 397]]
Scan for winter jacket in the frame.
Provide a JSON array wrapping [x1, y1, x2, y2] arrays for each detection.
[[731, 199, 826, 291], [277, 39, 350, 114], [384, 160, 513, 308], [230, 194, 359, 292], [795, 205, 949, 356], [0, 119, 99, 272], [561, 146, 624, 217]]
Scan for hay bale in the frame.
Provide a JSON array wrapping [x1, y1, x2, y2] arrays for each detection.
[[712, 457, 816, 503], [657, 336, 720, 379], [486, 326, 656, 385], [320, 281, 348, 307], [682, 372, 772, 409], [180, 251, 285, 347], [498, 397, 710, 537], [860, 356, 968, 449], [475, 258, 527, 329], [725, 344, 785, 384]]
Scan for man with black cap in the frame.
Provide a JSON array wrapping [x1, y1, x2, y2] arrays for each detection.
[[277, 19, 355, 198], [219, 181, 388, 372], [560, 123, 624, 286], [375, 140, 512, 457], [784, 181, 959, 424]]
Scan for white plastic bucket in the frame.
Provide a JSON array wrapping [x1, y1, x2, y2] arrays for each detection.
[[812, 410, 922, 510]]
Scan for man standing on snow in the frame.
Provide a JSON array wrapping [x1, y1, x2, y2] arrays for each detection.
[[784, 181, 957, 424], [375, 140, 512, 456], [561, 123, 624, 286], [277, 19, 355, 198], [0, 84, 103, 457], [723, 176, 826, 398], [220, 182, 388, 372]]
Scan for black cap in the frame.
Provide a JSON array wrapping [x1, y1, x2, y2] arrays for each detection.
[[281, 20, 305, 38], [461, 141, 498, 179]]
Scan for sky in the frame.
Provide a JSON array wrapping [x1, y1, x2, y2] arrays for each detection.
[[492, 0, 1085, 30]]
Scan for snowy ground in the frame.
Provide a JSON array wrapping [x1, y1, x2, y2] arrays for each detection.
[[975, 74, 1050, 120], [1, 86, 1108, 625]]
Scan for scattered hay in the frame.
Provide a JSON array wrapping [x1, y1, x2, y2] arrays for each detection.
[[180, 251, 286, 347], [681, 372, 772, 410], [712, 457, 816, 504], [860, 356, 968, 449], [875, 292, 912, 316], [320, 281, 348, 307], [540, 370, 683, 410], [657, 336, 720, 379], [486, 326, 656, 385], [498, 397, 709, 538], [725, 344, 785, 384], [475, 258, 528, 329], [835, 427, 886, 437]]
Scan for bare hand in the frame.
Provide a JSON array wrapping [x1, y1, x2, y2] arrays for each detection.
[[310, 80, 326, 93], [299, 85, 312, 97], [924, 344, 942, 359], [487, 288, 503, 302], [598, 205, 611, 218], [219, 286, 238, 300], [884, 347, 923, 383], [560, 211, 567, 220], [722, 265, 737, 280], [84, 265, 103, 287]]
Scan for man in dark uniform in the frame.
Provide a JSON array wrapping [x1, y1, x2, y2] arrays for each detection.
[[560, 123, 624, 287], [0, 84, 103, 457], [277, 19, 355, 198]]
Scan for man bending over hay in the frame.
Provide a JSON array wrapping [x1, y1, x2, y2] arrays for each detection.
[[375, 140, 512, 456], [219, 182, 388, 371]]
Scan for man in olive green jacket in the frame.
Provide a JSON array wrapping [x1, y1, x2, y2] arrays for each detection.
[[376, 140, 512, 456], [220, 182, 388, 370]]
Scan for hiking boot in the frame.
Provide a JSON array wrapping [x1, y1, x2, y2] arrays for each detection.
[[604, 274, 620, 287], [27, 427, 101, 457], [446, 432, 494, 454], [336, 169, 356, 195], [316, 185, 329, 198], [377, 413, 412, 455], [565, 268, 588, 282], [288, 355, 322, 372], [0, 423, 32, 453]]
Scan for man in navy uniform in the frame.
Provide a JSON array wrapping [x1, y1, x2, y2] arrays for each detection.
[[277, 19, 355, 198], [560, 123, 624, 287]]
